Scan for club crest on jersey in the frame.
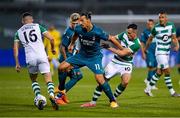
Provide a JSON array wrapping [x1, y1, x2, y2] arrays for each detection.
[[162, 35, 169, 42]]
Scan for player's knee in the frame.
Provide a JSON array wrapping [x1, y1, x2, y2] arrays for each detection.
[[58, 62, 69, 72], [163, 68, 170, 75], [122, 81, 129, 87]]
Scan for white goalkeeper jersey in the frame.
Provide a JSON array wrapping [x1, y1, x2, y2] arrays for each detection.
[[14, 23, 48, 63]]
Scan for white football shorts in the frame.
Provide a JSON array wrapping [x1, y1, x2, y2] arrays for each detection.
[[27, 58, 50, 74], [104, 58, 132, 79], [156, 54, 169, 69]]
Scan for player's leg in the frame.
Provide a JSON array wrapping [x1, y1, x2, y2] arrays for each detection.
[[56, 54, 84, 104], [95, 74, 118, 108], [65, 68, 83, 92], [81, 61, 118, 107], [163, 67, 180, 97], [145, 52, 158, 89], [144, 68, 162, 96], [39, 59, 59, 110], [113, 63, 132, 98], [28, 61, 45, 110], [87, 56, 118, 108], [144, 55, 164, 96], [114, 74, 131, 98], [30, 73, 40, 97], [177, 50, 180, 74], [27, 60, 41, 97], [56, 69, 83, 105]]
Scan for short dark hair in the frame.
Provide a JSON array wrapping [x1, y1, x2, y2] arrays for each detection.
[[21, 12, 33, 19], [159, 11, 167, 15], [127, 23, 137, 30], [148, 19, 154, 22], [81, 12, 92, 20]]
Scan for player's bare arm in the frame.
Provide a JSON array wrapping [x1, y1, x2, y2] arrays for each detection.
[[172, 34, 179, 51], [60, 44, 67, 60], [109, 47, 132, 57], [140, 42, 146, 60], [101, 43, 132, 56], [13, 41, 21, 72], [109, 35, 123, 50], [43, 32, 56, 55], [68, 33, 78, 53]]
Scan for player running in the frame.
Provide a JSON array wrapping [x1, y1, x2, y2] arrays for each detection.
[[144, 11, 180, 97], [55, 13, 83, 105], [140, 19, 158, 90], [13, 12, 59, 110], [58, 12, 123, 108], [81, 24, 141, 107]]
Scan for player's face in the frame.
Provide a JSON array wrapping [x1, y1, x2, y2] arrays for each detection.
[[159, 14, 167, 26], [80, 16, 90, 29], [147, 21, 154, 30], [71, 19, 79, 29], [22, 16, 34, 24], [127, 28, 137, 40]]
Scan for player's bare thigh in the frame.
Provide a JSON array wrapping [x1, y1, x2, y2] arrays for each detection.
[[58, 61, 73, 72]]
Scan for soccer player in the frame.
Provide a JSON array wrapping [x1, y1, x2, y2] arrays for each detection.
[[13, 12, 59, 110], [144, 11, 180, 97], [58, 12, 123, 108], [140, 19, 158, 89], [44, 24, 61, 75], [176, 27, 180, 74], [81, 24, 141, 107], [55, 13, 83, 105]]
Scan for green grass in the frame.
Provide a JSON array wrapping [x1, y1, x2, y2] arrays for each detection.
[[0, 67, 180, 117]]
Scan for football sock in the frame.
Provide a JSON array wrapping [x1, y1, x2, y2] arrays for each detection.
[[47, 82, 55, 97], [65, 78, 80, 92], [114, 83, 126, 98], [178, 67, 180, 74], [101, 82, 115, 102], [91, 85, 103, 103], [32, 82, 41, 96], [147, 70, 156, 82], [164, 74, 175, 95], [149, 73, 161, 87], [58, 71, 67, 91], [65, 70, 82, 92]]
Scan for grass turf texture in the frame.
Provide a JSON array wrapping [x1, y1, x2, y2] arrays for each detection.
[[0, 67, 179, 117]]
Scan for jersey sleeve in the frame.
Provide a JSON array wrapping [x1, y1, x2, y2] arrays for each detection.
[[62, 29, 73, 47], [171, 23, 176, 34], [129, 39, 141, 53], [14, 32, 20, 42], [140, 31, 147, 44], [116, 32, 124, 41], [98, 29, 109, 41], [151, 26, 156, 37], [39, 25, 47, 34]]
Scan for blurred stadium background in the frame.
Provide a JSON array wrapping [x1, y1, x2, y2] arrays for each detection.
[[0, 0, 180, 67]]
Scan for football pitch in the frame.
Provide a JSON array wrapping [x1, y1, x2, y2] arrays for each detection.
[[0, 67, 180, 117]]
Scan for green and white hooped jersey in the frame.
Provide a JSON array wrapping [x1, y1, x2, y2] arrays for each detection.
[[151, 22, 176, 55], [113, 32, 141, 64], [14, 23, 47, 62]]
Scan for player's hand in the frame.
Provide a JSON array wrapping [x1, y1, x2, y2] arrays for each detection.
[[68, 45, 74, 53], [101, 43, 110, 49], [15, 64, 21, 73]]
